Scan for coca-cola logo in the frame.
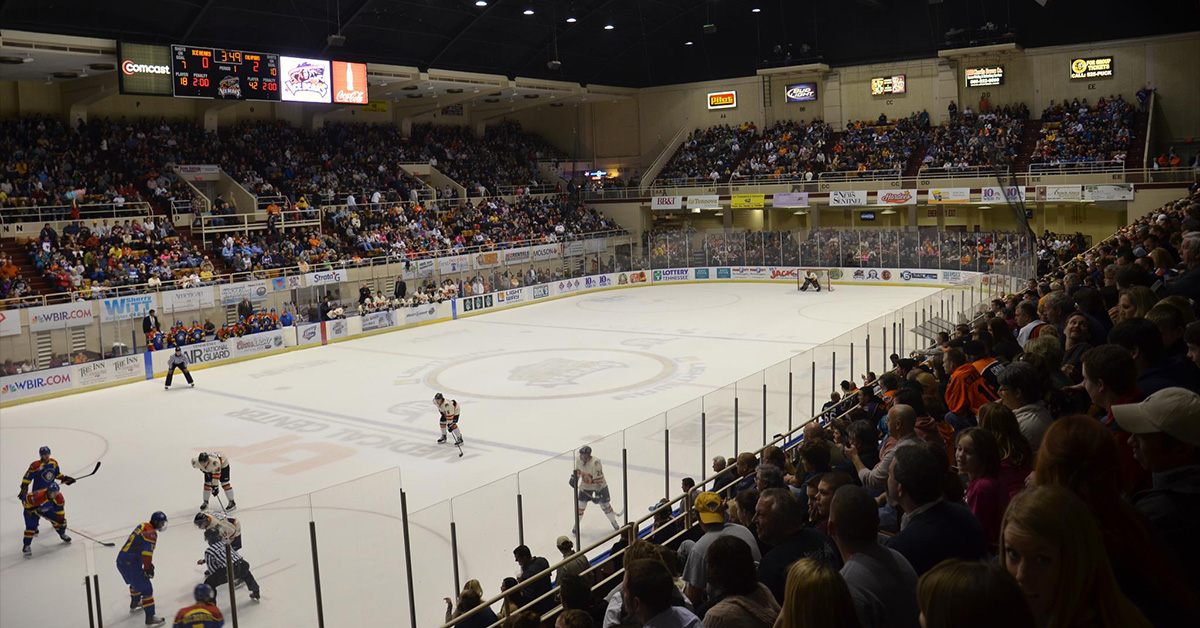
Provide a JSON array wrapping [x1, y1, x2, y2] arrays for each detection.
[[122, 60, 170, 75], [337, 89, 366, 104]]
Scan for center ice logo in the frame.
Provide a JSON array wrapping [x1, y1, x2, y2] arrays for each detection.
[[508, 357, 626, 388]]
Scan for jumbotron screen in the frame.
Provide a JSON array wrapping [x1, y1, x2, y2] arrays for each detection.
[[171, 45, 281, 101]]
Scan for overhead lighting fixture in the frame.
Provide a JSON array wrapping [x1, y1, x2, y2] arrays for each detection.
[[714, 212, 724, 217], [685, 41, 694, 46], [523, 8, 534, 16], [752, 7, 762, 13], [691, 208, 700, 214], [566, 17, 577, 23], [793, 210, 808, 215], [880, 208, 897, 215], [476, 1, 488, 6], [604, 24, 614, 30]]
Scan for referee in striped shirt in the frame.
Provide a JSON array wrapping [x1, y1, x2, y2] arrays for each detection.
[[165, 347, 194, 390], [202, 528, 261, 600]]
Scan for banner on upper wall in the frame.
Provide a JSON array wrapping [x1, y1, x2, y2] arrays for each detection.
[[1083, 184, 1134, 201], [563, 241, 585, 257], [531, 243, 561, 262], [730, 194, 765, 209], [306, 269, 346, 286], [219, 280, 271, 305], [472, 251, 502, 270], [876, 189, 917, 205], [584, 239, 608, 254], [928, 188, 971, 204], [0, 310, 19, 337], [688, 195, 721, 210], [829, 190, 867, 207], [503, 247, 531, 265], [1036, 185, 1083, 202], [160, 286, 216, 313], [28, 301, 95, 332], [0, 366, 74, 402], [651, 195, 683, 210], [437, 254, 471, 274], [407, 258, 436, 278], [772, 192, 809, 208], [100, 293, 158, 322], [981, 186, 1026, 203]]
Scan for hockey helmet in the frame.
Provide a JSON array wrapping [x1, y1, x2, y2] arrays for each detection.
[[151, 511, 168, 530], [204, 528, 221, 544], [193, 583, 216, 603], [433, 393, 445, 402], [579, 445, 592, 457], [46, 482, 60, 495], [193, 512, 211, 529], [198, 452, 210, 464], [39, 446, 51, 457]]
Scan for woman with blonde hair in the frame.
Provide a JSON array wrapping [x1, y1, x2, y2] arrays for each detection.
[[1000, 485, 1150, 628], [443, 578, 498, 627], [917, 559, 1034, 628], [774, 558, 862, 628], [976, 402, 1032, 497], [1110, 285, 1158, 323]]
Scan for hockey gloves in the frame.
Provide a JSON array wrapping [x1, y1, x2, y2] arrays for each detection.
[[62, 476, 76, 485], [144, 564, 155, 579], [212, 486, 220, 497]]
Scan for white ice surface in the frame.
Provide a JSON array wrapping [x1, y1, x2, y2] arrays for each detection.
[[0, 283, 938, 627]]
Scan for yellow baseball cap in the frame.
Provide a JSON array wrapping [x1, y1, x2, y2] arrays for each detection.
[[694, 491, 725, 524]]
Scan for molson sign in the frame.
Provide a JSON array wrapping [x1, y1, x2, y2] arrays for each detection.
[[707, 90, 737, 110], [332, 61, 368, 104]]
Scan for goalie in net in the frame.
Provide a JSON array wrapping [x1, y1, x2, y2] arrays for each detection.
[[798, 269, 832, 292]]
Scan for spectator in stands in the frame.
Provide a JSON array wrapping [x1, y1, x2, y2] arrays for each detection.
[[555, 536, 591, 586], [1001, 485, 1152, 628], [1112, 387, 1200, 590], [1112, 286, 1159, 324], [955, 427, 1009, 548], [943, 348, 997, 429], [701, 536, 779, 627], [996, 362, 1053, 453], [847, 404, 920, 493], [916, 560, 1035, 628], [1078, 344, 1150, 492], [828, 485, 920, 628], [1109, 317, 1199, 393], [1032, 415, 1196, 624], [976, 402, 1033, 498], [511, 544, 552, 614], [556, 609, 593, 628], [680, 491, 760, 608], [754, 488, 840, 604], [775, 558, 863, 628], [846, 420, 880, 474], [442, 579, 498, 628], [987, 317, 1021, 362], [1187, 321, 1200, 370], [811, 472, 854, 534], [621, 559, 701, 628], [728, 452, 758, 499], [1014, 302, 1047, 348], [885, 442, 988, 575]]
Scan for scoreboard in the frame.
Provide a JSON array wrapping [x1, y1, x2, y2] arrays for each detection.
[[171, 45, 281, 101]]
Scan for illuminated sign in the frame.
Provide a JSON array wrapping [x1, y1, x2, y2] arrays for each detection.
[[707, 91, 737, 109], [118, 42, 173, 96], [965, 66, 1004, 87], [860, 211, 877, 221], [171, 45, 280, 101], [870, 75, 906, 96], [280, 56, 332, 103], [332, 61, 368, 104], [1070, 57, 1113, 80], [784, 83, 818, 102]]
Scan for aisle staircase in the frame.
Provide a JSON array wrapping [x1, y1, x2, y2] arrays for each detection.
[[1013, 119, 1044, 172], [0, 238, 53, 295]]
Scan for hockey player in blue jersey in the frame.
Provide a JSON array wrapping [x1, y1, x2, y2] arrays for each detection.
[[18, 446, 75, 500], [172, 583, 224, 628], [21, 482, 70, 557], [118, 511, 169, 626]]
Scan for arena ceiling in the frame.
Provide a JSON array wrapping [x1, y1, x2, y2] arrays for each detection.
[[1, 0, 1197, 88]]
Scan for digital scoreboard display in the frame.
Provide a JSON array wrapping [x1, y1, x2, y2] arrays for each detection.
[[171, 45, 281, 101]]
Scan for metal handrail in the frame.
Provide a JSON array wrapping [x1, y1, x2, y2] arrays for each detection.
[[916, 165, 1011, 179], [1027, 160, 1126, 174], [0, 201, 153, 225]]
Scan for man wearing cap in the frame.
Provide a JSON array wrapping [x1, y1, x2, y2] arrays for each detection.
[[554, 535, 591, 587], [1112, 387, 1200, 589], [679, 491, 760, 608]]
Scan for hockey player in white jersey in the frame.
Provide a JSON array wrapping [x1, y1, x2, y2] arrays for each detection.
[[191, 452, 236, 512], [570, 445, 620, 533], [193, 510, 242, 550], [433, 393, 463, 446]]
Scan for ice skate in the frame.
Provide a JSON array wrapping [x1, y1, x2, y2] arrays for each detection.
[[437, 435, 447, 444], [145, 616, 166, 626], [129, 598, 142, 613], [21, 546, 30, 559], [226, 500, 237, 512], [58, 531, 71, 543], [250, 589, 261, 601]]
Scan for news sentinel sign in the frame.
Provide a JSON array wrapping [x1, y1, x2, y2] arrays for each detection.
[[784, 83, 817, 103], [871, 75, 906, 96], [707, 91, 737, 110], [965, 66, 1004, 88], [1070, 57, 1113, 80]]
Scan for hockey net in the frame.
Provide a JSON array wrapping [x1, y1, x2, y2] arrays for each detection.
[[796, 268, 834, 292]]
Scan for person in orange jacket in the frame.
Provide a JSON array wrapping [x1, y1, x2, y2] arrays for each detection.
[[943, 348, 997, 430]]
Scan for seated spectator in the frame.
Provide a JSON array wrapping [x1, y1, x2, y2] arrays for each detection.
[[700, 536, 779, 627], [1078, 344, 1151, 492], [680, 492, 760, 608], [996, 362, 1053, 453], [976, 403, 1033, 497], [511, 544, 552, 614], [828, 485, 920, 628], [942, 348, 997, 429], [1001, 486, 1151, 628], [442, 579, 498, 628], [621, 559, 701, 628], [1032, 415, 1197, 624], [916, 560, 1035, 628], [1112, 387, 1200, 590], [559, 574, 604, 627], [1014, 302, 1048, 348], [556, 609, 593, 628], [1187, 320, 1200, 370], [846, 420, 880, 473], [754, 488, 841, 604], [1109, 317, 1200, 394], [885, 442, 988, 575], [954, 428, 1009, 549], [775, 558, 863, 628], [555, 536, 592, 586], [847, 404, 921, 493], [656, 123, 757, 185], [811, 472, 854, 534]]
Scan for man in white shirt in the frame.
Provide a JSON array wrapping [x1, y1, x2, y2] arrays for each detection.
[[1014, 301, 1046, 348]]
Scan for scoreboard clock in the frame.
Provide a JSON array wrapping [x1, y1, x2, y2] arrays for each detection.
[[171, 45, 281, 101]]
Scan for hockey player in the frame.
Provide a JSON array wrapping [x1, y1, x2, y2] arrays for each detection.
[[202, 528, 261, 601], [800, 270, 822, 292], [434, 392, 463, 446], [165, 347, 194, 390], [173, 584, 224, 628], [21, 483, 70, 557], [18, 446, 75, 500], [192, 452, 236, 511], [570, 445, 620, 533], [117, 511, 169, 626], [194, 511, 241, 550]]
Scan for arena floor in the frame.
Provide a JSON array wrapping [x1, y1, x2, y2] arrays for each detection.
[[0, 282, 940, 626]]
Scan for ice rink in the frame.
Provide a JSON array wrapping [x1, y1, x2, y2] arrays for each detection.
[[0, 282, 940, 627]]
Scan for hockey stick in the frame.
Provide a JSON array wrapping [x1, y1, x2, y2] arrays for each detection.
[[454, 439, 464, 458], [70, 461, 102, 481], [38, 514, 115, 547], [213, 491, 227, 513]]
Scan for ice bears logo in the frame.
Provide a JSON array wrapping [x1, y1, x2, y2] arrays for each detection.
[[284, 62, 329, 98], [302, 326, 319, 340], [218, 76, 242, 98]]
